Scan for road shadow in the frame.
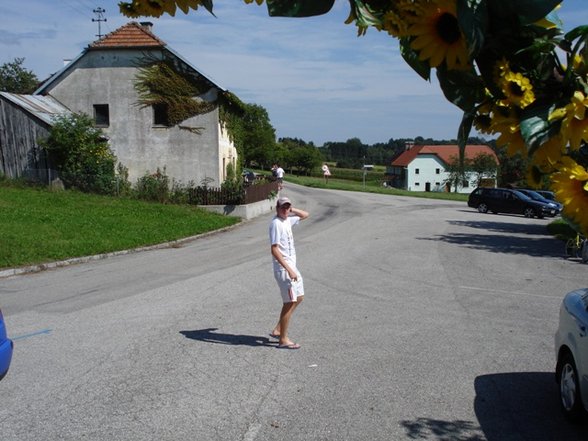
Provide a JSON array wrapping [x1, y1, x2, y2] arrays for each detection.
[[180, 328, 275, 347], [474, 372, 588, 441], [399, 372, 588, 441], [417, 219, 563, 258]]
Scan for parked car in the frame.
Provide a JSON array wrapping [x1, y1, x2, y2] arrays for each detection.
[[517, 189, 562, 216], [555, 288, 588, 421], [467, 187, 556, 218], [536, 189, 556, 201], [0, 308, 13, 381]]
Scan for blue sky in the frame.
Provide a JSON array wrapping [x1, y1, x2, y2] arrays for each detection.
[[1, 0, 585, 146]]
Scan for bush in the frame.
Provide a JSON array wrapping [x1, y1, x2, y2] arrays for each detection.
[[135, 167, 170, 203], [40, 113, 117, 194]]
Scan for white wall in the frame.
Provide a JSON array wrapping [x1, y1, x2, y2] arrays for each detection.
[[407, 154, 473, 193]]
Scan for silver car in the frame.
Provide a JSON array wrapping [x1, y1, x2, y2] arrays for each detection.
[[555, 288, 588, 420]]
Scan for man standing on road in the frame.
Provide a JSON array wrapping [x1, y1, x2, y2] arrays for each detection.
[[269, 196, 309, 349], [275, 164, 285, 190]]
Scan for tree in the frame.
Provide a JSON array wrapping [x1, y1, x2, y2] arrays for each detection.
[[470, 153, 498, 187], [444, 156, 473, 193], [229, 103, 276, 168], [0, 58, 39, 94], [40, 113, 117, 194]]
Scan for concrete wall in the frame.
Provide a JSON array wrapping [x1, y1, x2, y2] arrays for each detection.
[[44, 49, 224, 186]]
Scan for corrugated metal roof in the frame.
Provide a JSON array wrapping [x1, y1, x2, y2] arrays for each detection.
[[0, 92, 71, 125]]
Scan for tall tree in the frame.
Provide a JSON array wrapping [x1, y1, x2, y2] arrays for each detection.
[[238, 103, 276, 168], [0, 58, 39, 94]]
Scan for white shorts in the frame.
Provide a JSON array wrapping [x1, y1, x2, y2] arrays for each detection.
[[274, 269, 304, 303]]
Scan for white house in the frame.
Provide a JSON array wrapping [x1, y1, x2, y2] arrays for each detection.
[[389, 145, 498, 193]]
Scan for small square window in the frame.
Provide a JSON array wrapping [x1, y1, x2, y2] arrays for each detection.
[[415, 182, 420, 186], [93, 104, 109, 127], [415, 168, 420, 174], [153, 103, 170, 126], [436, 168, 440, 174]]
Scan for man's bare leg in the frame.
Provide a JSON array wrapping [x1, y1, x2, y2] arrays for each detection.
[[272, 296, 303, 345]]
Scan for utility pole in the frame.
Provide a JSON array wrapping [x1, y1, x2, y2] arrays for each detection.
[[92, 7, 107, 39]]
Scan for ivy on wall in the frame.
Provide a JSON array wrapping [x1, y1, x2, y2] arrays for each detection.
[[134, 54, 245, 132]]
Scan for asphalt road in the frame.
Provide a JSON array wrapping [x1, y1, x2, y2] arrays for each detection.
[[1, 183, 587, 441]]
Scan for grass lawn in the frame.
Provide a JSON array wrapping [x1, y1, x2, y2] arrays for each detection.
[[0, 184, 240, 269], [284, 174, 469, 202]]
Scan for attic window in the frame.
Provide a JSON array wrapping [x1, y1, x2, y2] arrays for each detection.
[[153, 103, 170, 126], [93, 104, 109, 127]]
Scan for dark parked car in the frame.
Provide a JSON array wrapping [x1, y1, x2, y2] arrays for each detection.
[[467, 187, 556, 218], [517, 189, 562, 216], [536, 189, 556, 201], [555, 288, 588, 421], [0, 308, 13, 381]]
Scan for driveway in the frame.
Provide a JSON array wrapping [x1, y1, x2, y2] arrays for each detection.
[[0, 184, 586, 440]]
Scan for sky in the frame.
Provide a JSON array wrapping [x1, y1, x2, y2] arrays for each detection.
[[1, 0, 586, 146]]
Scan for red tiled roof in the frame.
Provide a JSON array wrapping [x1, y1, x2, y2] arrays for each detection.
[[89, 22, 166, 49], [391, 145, 498, 167]]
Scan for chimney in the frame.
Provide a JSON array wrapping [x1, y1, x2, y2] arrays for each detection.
[[140, 21, 153, 32]]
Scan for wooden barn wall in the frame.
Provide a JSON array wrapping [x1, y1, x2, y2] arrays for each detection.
[[0, 97, 53, 182]]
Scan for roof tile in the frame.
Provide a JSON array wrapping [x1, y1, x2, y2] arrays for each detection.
[[391, 145, 498, 167], [90, 22, 166, 49]]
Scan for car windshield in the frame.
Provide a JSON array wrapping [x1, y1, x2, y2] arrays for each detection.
[[512, 190, 532, 201], [525, 190, 550, 203]]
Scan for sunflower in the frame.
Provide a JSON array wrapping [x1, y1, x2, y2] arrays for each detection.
[[495, 60, 535, 109], [382, 0, 424, 38], [408, 0, 469, 70], [551, 157, 588, 235], [490, 107, 527, 157], [530, 135, 564, 173], [549, 91, 588, 150]]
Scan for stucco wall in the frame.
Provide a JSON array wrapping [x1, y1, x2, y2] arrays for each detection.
[[407, 155, 473, 193], [44, 49, 223, 186]]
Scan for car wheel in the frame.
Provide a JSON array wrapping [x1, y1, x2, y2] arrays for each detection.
[[559, 353, 584, 421], [477, 203, 488, 213], [523, 207, 535, 218]]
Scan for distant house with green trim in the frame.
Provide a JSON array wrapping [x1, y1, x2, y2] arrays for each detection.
[[2, 21, 239, 186]]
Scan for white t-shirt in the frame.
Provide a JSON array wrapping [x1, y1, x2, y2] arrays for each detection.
[[269, 215, 300, 272], [276, 167, 285, 179]]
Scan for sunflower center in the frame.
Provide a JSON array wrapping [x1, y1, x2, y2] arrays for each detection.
[[436, 13, 461, 44], [508, 82, 524, 98]]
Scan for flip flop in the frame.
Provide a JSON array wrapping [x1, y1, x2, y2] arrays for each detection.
[[277, 343, 301, 350], [269, 333, 280, 339]]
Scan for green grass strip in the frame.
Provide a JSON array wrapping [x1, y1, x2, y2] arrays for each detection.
[[0, 185, 240, 269]]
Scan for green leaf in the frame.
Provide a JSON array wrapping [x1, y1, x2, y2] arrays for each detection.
[[200, 0, 215, 16], [457, 111, 475, 167], [519, 104, 556, 153], [457, 0, 488, 58], [399, 38, 431, 81], [266, 0, 335, 17], [488, 0, 560, 25], [349, 0, 384, 28], [436, 66, 484, 112], [564, 25, 588, 43]]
